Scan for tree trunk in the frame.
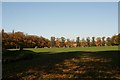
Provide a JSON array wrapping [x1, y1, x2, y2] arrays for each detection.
[[20, 46, 23, 51]]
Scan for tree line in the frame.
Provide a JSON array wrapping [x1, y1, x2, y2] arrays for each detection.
[[1, 29, 120, 50]]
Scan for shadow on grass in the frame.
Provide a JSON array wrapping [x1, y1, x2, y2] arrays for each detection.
[[2, 49, 120, 79]]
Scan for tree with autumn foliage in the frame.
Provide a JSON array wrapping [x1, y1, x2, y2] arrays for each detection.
[[86, 37, 90, 47], [118, 33, 120, 45], [14, 32, 25, 50], [65, 39, 71, 48], [91, 37, 96, 46], [2, 30, 50, 49], [81, 38, 86, 47], [111, 35, 119, 46], [102, 37, 106, 46], [60, 37, 66, 47], [2, 29, 120, 49], [96, 37, 102, 46], [106, 37, 112, 46], [55, 38, 61, 48]]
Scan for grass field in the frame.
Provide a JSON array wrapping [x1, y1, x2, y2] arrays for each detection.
[[3, 46, 120, 79], [9, 46, 119, 52]]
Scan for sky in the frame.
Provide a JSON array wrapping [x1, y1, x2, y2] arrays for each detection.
[[118, 1, 120, 33], [2, 2, 118, 39], [1, 0, 119, 2]]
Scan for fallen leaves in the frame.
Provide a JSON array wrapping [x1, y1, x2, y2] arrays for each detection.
[[13, 53, 120, 79]]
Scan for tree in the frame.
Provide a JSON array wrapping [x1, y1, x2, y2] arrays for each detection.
[[106, 37, 112, 46], [50, 37, 55, 47], [91, 37, 96, 46], [96, 37, 102, 46], [12, 30, 14, 34], [2, 29, 4, 34], [65, 39, 70, 48], [81, 38, 86, 47], [111, 35, 118, 46], [102, 37, 106, 46], [118, 33, 120, 45], [60, 37, 65, 47], [76, 37, 80, 47], [86, 37, 90, 47], [2, 31, 9, 49], [55, 38, 61, 48], [70, 39, 76, 47], [2, 28, 120, 49], [44, 38, 50, 48]]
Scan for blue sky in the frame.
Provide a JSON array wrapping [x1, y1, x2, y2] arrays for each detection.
[[2, 2, 118, 39], [1, 0, 119, 2]]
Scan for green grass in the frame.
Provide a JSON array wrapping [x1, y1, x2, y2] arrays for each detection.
[[23, 46, 118, 53]]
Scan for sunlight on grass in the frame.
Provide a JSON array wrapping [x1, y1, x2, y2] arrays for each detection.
[[23, 46, 118, 53]]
